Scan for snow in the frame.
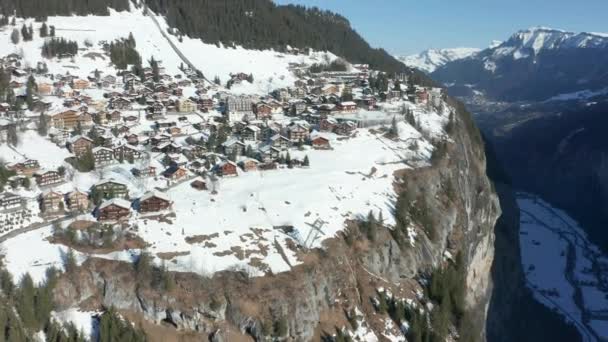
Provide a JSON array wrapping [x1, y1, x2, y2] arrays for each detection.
[[0, 130, 70, 169], [545, 87, 608, 102], [398, 47, 480, 73], [149, 10, 338, 94], [518, 193, 608, 341], [52, 309, 97, 340], [138, 126, 435, 276], [2, 225, 71, 283]]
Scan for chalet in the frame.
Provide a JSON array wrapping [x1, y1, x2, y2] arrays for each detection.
[[125, 134, 139, 146], [311, 135, 331, 149], [290, 101, 307, 115], [0, 192, 22, 211], [111, 97, 132, 110], [38, 83, 53, 96], [167, 126, 181, 136], [288, 123, 310, 142], [7, 159, 40, 177], [72, 79, 90, 90], [190, 179, 207, 191], [97, 198, 131, 222], [150, 133, 172, 146], [102, 75, 116, 85], [335, 121, 357, 136], [78, 112, 94, 127], [35, 170, 63, 187], [40, 191, 64, 214], [57, 85, 74, 98], [254, 103, 273, 119], [138, 191, 172, 213], [269, 134, 292, 150], [241, 125, 260, 141], [92, 179, 129, 199], [217, 160, 238, 177], [51, 110, 80, 130], [153, 142, 181, 154], [68, 136, 94, 157], [162, 165, 188, 181], [199, 97, 214, 111], [259, 145, 281, 161], [239, 158, 259, 172], [178, 99, 196, 113], [320, 117, 338, 132], [114, 144, 145, 162], [66, 190, 89, 211], [92, 147, 115, 166], [337, 101, 357, 113], [108, 110, 122, 123], [222, 139, 246, 157]]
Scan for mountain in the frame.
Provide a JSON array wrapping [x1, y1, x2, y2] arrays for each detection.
[[398, 47, 480, 73], [0, 1, 506, 341], [433, 27, 608, 101]]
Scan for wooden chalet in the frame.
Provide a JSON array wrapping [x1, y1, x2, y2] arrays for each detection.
[[138, 191, 172, 213], [66, 190, 90, 211], [97, 198, 131, 222], [35, 170, 63, 187]]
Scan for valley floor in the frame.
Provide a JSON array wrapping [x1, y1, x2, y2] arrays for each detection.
[[518, 193, 608, 341]]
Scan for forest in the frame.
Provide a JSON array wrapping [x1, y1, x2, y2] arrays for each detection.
[[144, 0, 409, 74], [0, 0, 129, 18]]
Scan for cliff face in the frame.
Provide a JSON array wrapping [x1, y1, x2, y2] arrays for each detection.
[[53, 103, 500, 341]]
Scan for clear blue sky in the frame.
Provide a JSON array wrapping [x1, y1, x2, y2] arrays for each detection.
[[274, 0, 608, 55]]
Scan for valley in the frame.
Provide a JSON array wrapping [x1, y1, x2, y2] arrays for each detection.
[[518, 193, 608, 341]]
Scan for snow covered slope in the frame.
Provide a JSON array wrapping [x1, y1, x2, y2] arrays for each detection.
[[398, 48, 480, 73], [0, 5, 336, 95]]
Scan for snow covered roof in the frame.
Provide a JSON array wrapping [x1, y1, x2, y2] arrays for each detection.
[[99, 198, 132, 210], [140, 190, 171, 203]]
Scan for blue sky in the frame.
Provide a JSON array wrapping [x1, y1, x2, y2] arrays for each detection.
[[274, 0, 608, 55]]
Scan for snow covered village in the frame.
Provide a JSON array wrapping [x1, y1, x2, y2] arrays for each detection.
[[0, 6, 469, 340]]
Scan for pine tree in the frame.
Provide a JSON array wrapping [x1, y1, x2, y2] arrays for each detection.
[[10, 28, 19, 44], [49, 25, 55, 37], [302, 155, 310, 167], [37, 112, 48, 136], [7, 125, 18, 146], [149, 56, 160, 82], [64, 248, 77, 273], [25, 75, 37, 110], [16, 273, 36, 329], [39, 22, 48, 37]]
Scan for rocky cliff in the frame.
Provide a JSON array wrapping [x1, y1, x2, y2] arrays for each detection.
[[53, 101, 500, 341]]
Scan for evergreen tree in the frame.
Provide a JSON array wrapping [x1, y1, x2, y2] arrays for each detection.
[[64, 248, 78, 274], [10, 28, 19, 44], [49, 25, 55, 37], [149, 56, 160, 82], [16, 273, 36, 329], [25, 75, 37, 110], [37, 112, 48, 136], [302, 155, 309, 167], [39, 22, 48, 37], [7, 124, 18, 146]]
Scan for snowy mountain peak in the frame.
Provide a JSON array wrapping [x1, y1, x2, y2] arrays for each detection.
[[504, 27, 608, 54], [398, 47, 480, 73]]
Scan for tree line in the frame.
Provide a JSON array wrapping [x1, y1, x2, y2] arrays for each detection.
[[0, 0, 129, 18], [41, 38, 79, 58], [144, 0, 408, 74]]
